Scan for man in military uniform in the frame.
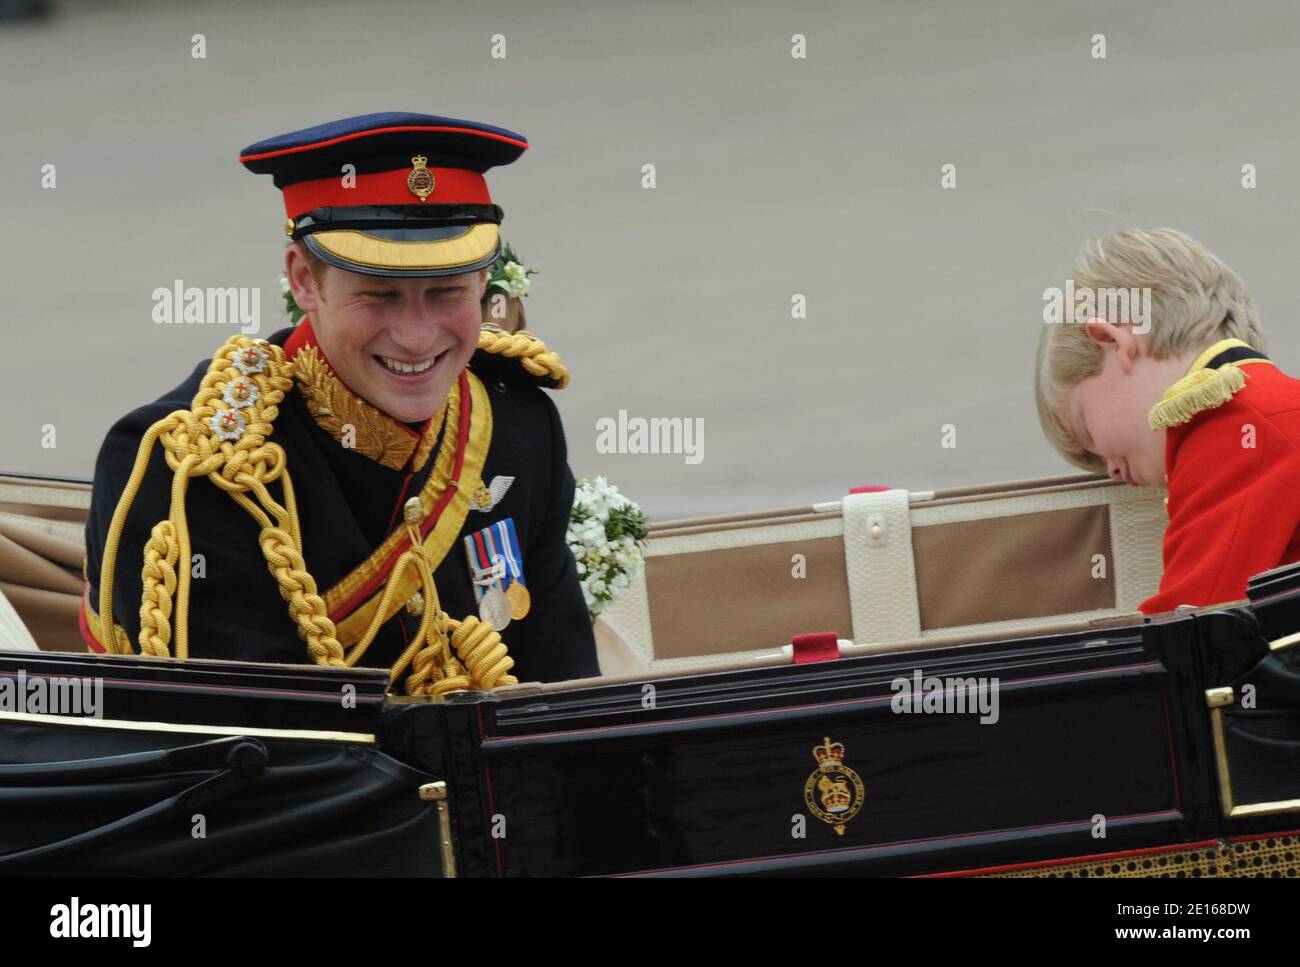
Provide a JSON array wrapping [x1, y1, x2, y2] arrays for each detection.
[[81, 112, 598, 691]]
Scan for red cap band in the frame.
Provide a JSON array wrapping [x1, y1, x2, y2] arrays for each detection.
[[283, 167, 492, 218]]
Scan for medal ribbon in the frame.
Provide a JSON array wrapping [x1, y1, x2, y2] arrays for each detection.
[[465, 528, 506, 602], [492, 519, 525, 589]]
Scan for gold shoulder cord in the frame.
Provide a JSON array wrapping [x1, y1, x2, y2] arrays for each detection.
[[95, 334, 524, 696], [476, 327, 570, 388]]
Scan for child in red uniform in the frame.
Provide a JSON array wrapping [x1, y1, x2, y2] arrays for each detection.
[[1036, 228, 1300, 614]]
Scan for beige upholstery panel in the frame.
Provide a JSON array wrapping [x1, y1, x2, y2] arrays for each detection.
[[598, 516, 846, 673], [912, 505, 1113, 631], [907, 484, 1166, 641], [598, 480, 1168, 670], [0, 479, 91, 652], [0, 478, 92, 525], [646, 533, 852, 659], [0, 515, 87, 651]]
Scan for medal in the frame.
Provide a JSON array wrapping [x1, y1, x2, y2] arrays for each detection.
[[490, 518, 530, 619], [464, 525, 509, 629], [506, 581, 531, 620], [479, 587, 512, 629], [464, 516, 530, 626]]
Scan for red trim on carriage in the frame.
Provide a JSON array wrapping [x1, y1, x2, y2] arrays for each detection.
[[791, 632, 840, 664]]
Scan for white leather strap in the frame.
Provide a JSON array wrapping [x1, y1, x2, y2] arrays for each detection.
[[841, 490, 921, 644]]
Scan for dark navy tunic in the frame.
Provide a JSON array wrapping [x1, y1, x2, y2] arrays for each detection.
[[83, 326, 598, 684]]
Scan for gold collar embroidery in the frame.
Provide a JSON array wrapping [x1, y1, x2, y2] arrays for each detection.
[[292, 344, 445, 472]]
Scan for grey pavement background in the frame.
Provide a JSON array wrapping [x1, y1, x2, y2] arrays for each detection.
[[2, 0, 1298, 519]]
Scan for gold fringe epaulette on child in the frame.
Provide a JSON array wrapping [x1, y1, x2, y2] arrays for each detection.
[[1148, 366, 1247, 431], [1148, 338, 1274, 431], [476, 326, 570, 389], [94, 335, 516, 696]]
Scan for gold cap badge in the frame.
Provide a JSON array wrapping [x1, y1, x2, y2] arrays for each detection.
[[407, 155, 435, 202]]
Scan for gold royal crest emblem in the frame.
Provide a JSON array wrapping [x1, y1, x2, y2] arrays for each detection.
[[407, 154, 436, 201], [803, 736, 864, 835]]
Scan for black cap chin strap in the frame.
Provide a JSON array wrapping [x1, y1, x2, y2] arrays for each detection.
[[289, 203, 503, 240]]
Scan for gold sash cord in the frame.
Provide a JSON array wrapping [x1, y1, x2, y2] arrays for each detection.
[[346, 497, 516, 694]]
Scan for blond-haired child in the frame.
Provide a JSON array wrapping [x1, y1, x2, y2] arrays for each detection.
[[1036, 228, 1300, 613]]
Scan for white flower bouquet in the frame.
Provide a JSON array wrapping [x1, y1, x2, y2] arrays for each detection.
[[280, 273, 306, 325], [486, 242, 537, 299], [568, 476, 648, 620]]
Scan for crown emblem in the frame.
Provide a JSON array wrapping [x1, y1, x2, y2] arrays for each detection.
[[813, 737, 845, 766], [802, 735, 865, 835], [407, 154, 435, 202]]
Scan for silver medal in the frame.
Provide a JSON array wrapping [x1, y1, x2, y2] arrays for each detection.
[[478, 587, 512, 629]]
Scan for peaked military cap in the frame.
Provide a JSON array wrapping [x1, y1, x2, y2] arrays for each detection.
[[240, 112, 528, 277]]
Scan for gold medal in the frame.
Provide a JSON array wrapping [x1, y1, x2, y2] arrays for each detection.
[[506, 582, 531, 619]]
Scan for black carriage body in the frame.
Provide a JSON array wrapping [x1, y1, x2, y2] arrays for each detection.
[[385, 606, 1286, 877], [0, 653, 449, 876], [2, 563, 1298, 876]]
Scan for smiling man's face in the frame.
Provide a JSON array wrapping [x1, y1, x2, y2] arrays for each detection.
[[286, 244, 487, 423]]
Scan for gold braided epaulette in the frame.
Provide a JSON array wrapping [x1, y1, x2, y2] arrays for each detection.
[[98, 335, 348, 670], [476, 326, 570, 389]]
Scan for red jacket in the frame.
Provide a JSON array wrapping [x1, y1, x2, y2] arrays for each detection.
[[1140, 345, 1300, 614]]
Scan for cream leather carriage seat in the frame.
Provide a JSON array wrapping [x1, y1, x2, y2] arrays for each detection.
[[0, 472, 1170, 675], [596, 475, 1169, 676], [0, 476, 93, 653], [0, 588, 38, 651]]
